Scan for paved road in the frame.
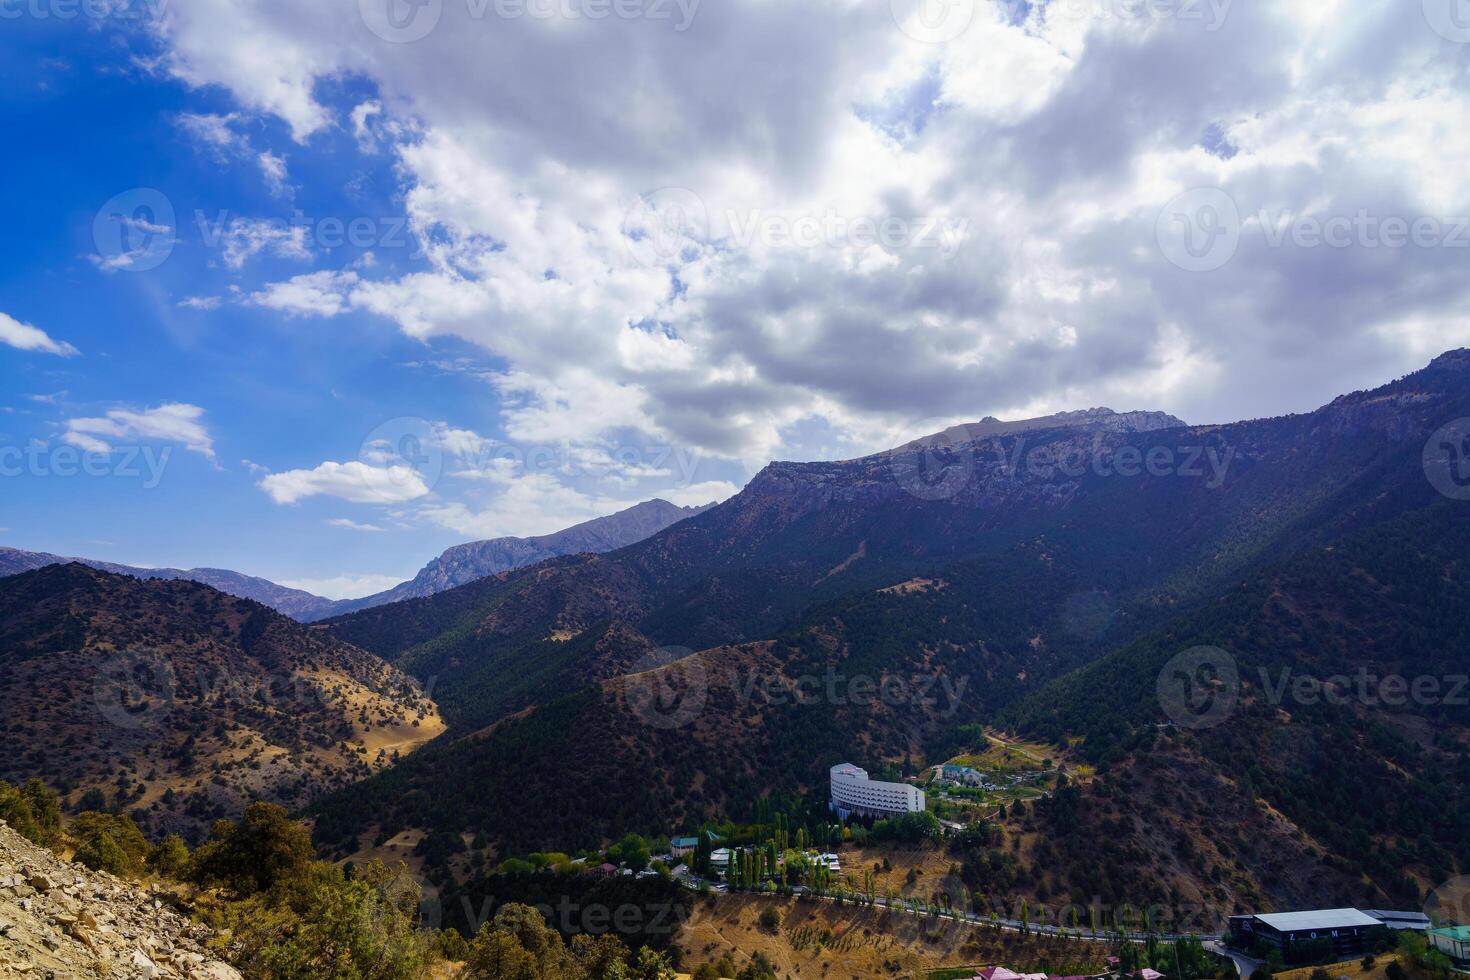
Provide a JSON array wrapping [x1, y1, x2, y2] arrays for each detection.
[[1204, 940, 1264, 978]]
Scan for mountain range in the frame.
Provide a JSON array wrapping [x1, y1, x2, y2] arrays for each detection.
[[0, 497, 714, 622], [7, 355, 1470, 920], [307, 497, 715, 619], [304, 352, 1470, 916]]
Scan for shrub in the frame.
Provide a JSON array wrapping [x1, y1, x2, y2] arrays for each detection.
[[190, 802, 314, 895], [0, 779, 61, 847], [150, 834, 190, 879], [758, 906, 782, 932], [71, 811, 150, 876]]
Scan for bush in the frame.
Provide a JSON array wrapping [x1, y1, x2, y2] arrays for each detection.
[[0, 779, 61, 847], [71, 811, 150, 876], [190, 802, 314, 895], [150, 834, 190, 879], [215, 860, 433, 979], [758, 906, 782, 932]]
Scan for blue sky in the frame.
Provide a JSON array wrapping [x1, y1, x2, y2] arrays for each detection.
[[0, 15, 740, 595], [2, 1, 1468, 597]]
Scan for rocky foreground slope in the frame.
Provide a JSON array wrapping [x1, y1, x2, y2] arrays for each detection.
[[0, 820, 238, 979]]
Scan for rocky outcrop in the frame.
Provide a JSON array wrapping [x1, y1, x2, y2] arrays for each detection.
[[0, 820, 240, 979]]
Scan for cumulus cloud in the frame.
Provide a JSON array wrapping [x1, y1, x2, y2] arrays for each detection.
[[0, 312, 79, 357], [153, 0, 1470, 466], [63, 403, 214, 458], [249, 270, 357, 316], [258, 460, 430, 505]]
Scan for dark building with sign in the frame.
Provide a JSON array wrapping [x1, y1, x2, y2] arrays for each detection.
[[1228, 909, 1389, 965]]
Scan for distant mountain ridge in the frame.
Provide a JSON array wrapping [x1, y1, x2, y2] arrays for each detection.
[[309, 498, 716, 619], [0, 547, 340, 620], [0, 497, 715, 623]]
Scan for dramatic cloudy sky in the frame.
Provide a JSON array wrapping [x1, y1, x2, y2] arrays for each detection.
[[2, 0, 1469, 595]]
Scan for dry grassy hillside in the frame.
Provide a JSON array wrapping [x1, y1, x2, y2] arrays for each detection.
[[0, 564, 443, 841]]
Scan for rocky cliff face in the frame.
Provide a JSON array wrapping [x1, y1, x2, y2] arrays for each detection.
[[0, 820, 240, 979]]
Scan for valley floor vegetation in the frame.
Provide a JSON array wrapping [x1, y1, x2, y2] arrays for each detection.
[[0, 778, 681, 979]]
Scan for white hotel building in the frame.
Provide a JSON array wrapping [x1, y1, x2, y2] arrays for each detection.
[[829, 763, 926, 818]]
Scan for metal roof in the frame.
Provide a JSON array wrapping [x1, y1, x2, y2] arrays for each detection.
[[1431, 926, 1470, 941], [1253, 909, 1383, 932], [1363, 910, 1432, 928]]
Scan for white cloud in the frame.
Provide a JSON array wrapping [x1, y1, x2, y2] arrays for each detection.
[[63, 403, 215, 458], [176, 112, 245, 153], [203, 216, 310, 270], [177, 295, 222, 311], [279, 572, 407, 600], [327, 517, 386, 532], [0, 312, 79, 357], [249, 270, 357, 317], [258, 460, 430, 505], [258, 150, 289, 195], [151, 0, 1470, 463]]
